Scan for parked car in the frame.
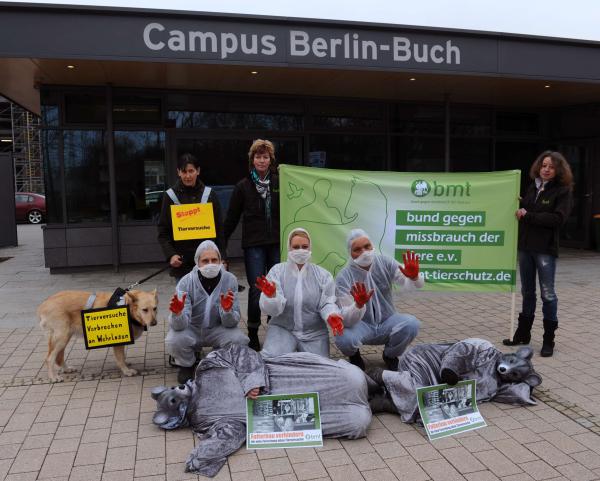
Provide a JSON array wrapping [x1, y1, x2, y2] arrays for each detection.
[[15, 192, 46, 224]]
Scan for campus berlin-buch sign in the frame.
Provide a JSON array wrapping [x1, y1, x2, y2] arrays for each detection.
[[279, 165, 520, 292]]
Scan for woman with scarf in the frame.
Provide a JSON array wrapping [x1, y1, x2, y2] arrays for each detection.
[[224, 139, 280, 351]]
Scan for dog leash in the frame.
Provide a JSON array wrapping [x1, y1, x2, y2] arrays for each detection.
[[125, 264, 172, 291]]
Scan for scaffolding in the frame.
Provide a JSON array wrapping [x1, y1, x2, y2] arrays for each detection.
[[11, 103, 43, 193]]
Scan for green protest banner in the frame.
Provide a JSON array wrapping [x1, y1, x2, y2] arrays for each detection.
[[279, 165, 520, 292]]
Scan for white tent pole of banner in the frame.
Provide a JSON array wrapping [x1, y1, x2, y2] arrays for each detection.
[[509, 291, 516, 340]]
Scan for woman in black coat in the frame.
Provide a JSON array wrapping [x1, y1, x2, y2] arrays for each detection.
[[504, 150, 573, 357], [224, 140, 280, 351]]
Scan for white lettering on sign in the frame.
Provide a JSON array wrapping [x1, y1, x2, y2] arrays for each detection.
[[142, 24, 462, 65], [393, 37, 460, 64], [142, 22, 277, 58], [143, 22, 165, 50]]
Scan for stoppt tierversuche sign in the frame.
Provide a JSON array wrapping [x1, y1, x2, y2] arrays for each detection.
[[81, 306, 134, 349], [170, 202, 216, 241]]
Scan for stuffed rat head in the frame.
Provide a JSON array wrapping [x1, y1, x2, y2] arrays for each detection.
[[151, 383, 193, 429], [496, 346, 542, 387]]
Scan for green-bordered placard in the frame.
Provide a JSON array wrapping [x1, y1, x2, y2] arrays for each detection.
[[246, 392, 322, 449], [417, 379, 487, 441], [80, 306, 134, 350]]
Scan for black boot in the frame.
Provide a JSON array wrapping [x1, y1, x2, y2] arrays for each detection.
[[382, 353, 399, 371], [541, 319, 558, 357], [349, 350, 365, 370], [248, 327, 261, 351], [369, 392, 398, 414], [365, 366, 385, 386], [177, 365, 196, 384], [503, 314, 534, 346]]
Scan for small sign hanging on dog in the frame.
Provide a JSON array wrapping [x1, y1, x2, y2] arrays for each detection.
[[81, 306, 135, 349]]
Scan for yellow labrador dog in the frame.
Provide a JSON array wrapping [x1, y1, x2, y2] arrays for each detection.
[[38, 289, 158, 382]]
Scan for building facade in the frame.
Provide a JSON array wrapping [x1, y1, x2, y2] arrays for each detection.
[[1, 3, 599, 269]]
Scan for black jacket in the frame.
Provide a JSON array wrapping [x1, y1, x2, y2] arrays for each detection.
[[157, 179, 224, 277], [518, 179, 573, 257], [224, 173, 280, 249]]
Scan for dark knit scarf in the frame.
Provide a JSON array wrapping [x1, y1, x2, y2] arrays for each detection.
[[250, 168, 271, 225]]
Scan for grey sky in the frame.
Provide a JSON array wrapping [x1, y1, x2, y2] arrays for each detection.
[[8, 0, 600, 42]]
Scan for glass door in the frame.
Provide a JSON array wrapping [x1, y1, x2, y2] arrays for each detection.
[[556, 143, 593, 249]]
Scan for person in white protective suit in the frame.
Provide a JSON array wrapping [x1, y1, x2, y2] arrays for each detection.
[[255, 227, 345, 358], [166, 240, 249, 383], [334, 229, 424, 371]]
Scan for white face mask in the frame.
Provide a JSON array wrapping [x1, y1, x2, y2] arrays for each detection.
[[353, 249, 375, 267], [288, 249, 311, 265], [199, 263, 221, 279]]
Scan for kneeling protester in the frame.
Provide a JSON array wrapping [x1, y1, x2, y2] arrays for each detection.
[[165, 240, 249, 383]]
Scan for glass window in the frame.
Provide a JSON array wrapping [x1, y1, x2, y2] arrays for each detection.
[[42, 129, 63, 223], [308, 135, 386, 171], [391, 104, 444, 135], [41, 105, 59, 127], [114, 131, 166, 222], [450, 139, 492, 172], [40, 90, 61, 127], [450, 106, 491, 137], [495, 141, 542, 192], [496, 112, 541, 136], [168, 111, 302, 131], [65, 93, 106, 124], [113, 95, 162, 124], [63, 130, 109, 223], [309, 101, 384, 131], [311, 115, 383, 131], [392, 136, 445, 172]]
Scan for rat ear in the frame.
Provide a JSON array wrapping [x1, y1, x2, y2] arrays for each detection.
[[515, 346, 533, 360], [150, 386, 167, 400], [524, 371, 542, 388]]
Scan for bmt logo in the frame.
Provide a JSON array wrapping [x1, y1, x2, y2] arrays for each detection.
[[411, 180, 472, 197], [411, 180, 430, 197]]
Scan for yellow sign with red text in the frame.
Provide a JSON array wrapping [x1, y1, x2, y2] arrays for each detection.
[[170, 203, 216, 241]]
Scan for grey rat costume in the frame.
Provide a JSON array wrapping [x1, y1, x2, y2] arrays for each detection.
[[151, 344, 371, 477], [370, 338, 542, 423]]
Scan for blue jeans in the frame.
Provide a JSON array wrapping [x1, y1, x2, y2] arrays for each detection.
[[334, 313, 420, 359], [244, 244, 280, 329], [518, 250, 558, 322]]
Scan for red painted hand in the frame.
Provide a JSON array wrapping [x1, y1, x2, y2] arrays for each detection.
[[220, 289, 234, 312], [350, 282, 374, 308], [169, 292, 186, 315], [327, 313, 344, 337], [399, 250, 420, 280], [255, 275, 276, 298]]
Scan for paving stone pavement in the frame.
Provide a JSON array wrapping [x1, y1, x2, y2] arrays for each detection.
[[1, 224, 600, 480]]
